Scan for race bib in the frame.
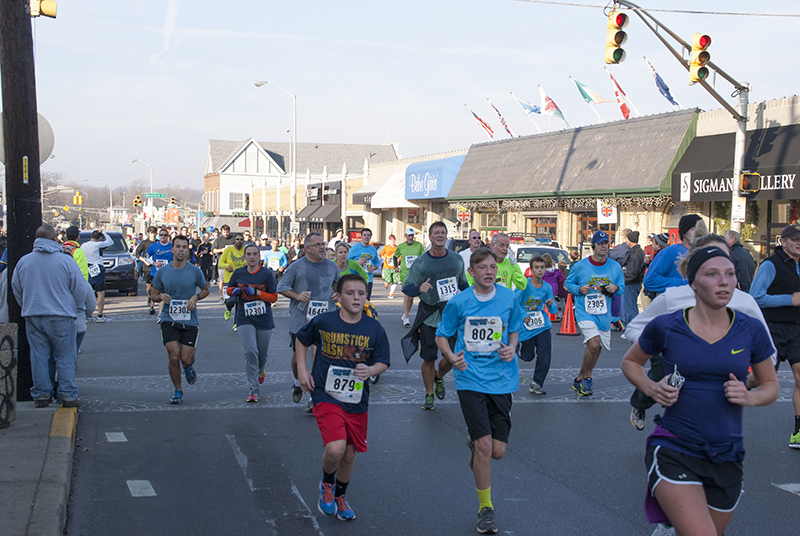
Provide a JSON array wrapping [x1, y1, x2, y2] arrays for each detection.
[[244, 300, 267, 317], [404, 255, 417, 268], [384, 257, 395, 268], [168, 299, 190, 322], [436, 277, 459, 302], [306, 300, 328, 320], [464, 316, 503, 354], [268, 257, 280, 270], [524, 311, 545, 331], [88, 264, 101, 278], [324, 365, 364, 404], [585, 292, 607, 315]]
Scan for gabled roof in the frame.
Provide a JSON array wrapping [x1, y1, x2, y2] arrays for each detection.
[[448, 109, 699, 200], [207, 140, 398, 175]]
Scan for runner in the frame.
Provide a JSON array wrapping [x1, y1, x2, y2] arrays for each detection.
[[347, 228, 380, 300], [379, 234, 398, 298], [435, 247, 523, 535], [62, 226, 89, 281], [81, 229, 114, 322], [148, 235, 210, 404], [334, 242, 368, 283], [394, 228, 425, 327], [563, 230, 624, 396], [227, 244, 279, 402], [196, 233, 215, 284], [265, 238, 288, 282], [459, 229, 483, 270], [212, 224, 236, 301], [621, 244, 778, 536], [295, 273, 390, 522], [276, 232, 340, 412], [485, 232, 527, 291], [144, 228, 174, 317], [219, 233, 248, 326], [515, 255, 557, 395], [401, 221, 469, 410], [135, 227, 158, 314]]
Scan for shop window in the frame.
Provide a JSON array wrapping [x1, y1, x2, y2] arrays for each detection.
[[480, 213, 507, 229], [576, 212, 616, 244], [525, 216, 557, 238]]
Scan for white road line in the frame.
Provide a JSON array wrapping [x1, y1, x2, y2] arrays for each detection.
[[773, 483, 800, 496], [226, 434, 257, 491], [126, 480, 156, 497], [105, 432, 127, 442], [290, 481, 325, 535]]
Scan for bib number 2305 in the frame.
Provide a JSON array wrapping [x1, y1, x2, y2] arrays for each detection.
[[585, 292, 607, 315], [324, 366, 363, 403]]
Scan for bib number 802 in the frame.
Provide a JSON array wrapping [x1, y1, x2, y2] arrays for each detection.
[[471, 327, 494, 341]]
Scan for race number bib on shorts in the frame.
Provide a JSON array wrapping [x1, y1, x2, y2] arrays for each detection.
[[268, 257, 280, 270], [436, 277, 459, 302], [88, 264, 101, 278], [244, 300, 267, 317], [306, 300, 328, 320], [404, 255, 417, 268], [585, 292, 607, 315], [324, 366, 364, 404], [168, 299, 190, 322], [464, 316, 503, 355], [523, 311, 545, 331]]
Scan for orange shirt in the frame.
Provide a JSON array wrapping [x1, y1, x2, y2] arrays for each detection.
[[380, 244, 398, 269]]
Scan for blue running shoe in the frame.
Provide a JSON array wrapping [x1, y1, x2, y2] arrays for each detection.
[[170, 389, 183, 404], [184, 365, 196, 385], [335, 495, 356, 521], [583, 377, 593, 395], [318, 481, 336, 516]]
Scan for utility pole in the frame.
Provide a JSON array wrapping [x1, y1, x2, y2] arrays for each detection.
[[0, 0, 47, 400]]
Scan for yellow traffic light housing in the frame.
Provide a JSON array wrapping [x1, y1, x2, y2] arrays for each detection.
[[170, 196, 176, 205], [30, 0, 57, 18], [740, 172, 761, 194], [134, 195, 143, 207], [605, 10, 628, 64], [73, 190, 83, 205], [689, 33, 711, 83]]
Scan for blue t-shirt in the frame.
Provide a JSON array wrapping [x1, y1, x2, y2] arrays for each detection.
[[145, 241, 174, 277], [515, 279, 557, 341], [228, 266, 278, 330], [643, 243, 688, 294], [564, 256, 625, 330], [348, 243, 380, 282], [436, 285, 524, 395], [151, 263, 207, 327], [638, 308, 773, 460], [296, 311, 391, 414], [265, 250, 288, 271]]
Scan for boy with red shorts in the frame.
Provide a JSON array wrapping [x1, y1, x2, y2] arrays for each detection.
[[296, 273, 390, 521]]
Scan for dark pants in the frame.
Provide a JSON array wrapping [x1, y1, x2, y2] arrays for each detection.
[[366, 281, 373, 301], [519, 330, 552, 386], [630, 353, 664, 411]]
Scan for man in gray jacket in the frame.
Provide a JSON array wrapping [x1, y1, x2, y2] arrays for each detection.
[[12, 224, 87, 407]]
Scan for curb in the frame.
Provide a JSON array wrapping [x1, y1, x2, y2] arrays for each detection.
[[27, 407, 78, 536]]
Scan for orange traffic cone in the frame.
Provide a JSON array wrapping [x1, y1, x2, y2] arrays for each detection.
[[558, 293, 579, 336], [548, 309, 557, 322]]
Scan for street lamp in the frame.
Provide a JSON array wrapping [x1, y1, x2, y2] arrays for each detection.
[[254, 80, 297, 236], [132, 158, 154, 228]]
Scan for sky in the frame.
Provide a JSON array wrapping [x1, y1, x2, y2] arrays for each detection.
[[4, 0, 798, 192]]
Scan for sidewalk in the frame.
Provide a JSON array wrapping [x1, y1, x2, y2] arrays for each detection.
[[0, 402, 78, 536]]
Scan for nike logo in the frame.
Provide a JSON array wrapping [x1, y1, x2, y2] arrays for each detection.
[[731, 348, 744, 354]]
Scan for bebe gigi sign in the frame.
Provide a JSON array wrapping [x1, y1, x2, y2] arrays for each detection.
[[404, 155, 466, 201], [408, 171, 439, 198]]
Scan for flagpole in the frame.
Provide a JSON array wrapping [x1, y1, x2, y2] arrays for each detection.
[[589, 103, 604, 123], [510, 92, 543, 134], [464, 104, 494, 141]]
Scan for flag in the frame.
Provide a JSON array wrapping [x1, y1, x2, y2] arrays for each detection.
[[514, 94, 540, 115], [644, 57, 679, 107], [464, 104, 494, 139], [487, 98, 515, 138], [570, 77, 610, 104], [597, 200, 617, 224], [539, 85, 568, 125], [604, 67, 630, 119]]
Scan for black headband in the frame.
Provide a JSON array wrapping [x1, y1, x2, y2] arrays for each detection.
[[687, 246, 733, 285]]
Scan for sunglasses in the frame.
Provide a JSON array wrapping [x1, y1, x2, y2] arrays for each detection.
[[159, 233, 169, 237]]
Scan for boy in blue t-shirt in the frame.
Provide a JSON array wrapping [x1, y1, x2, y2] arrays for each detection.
[[295, 273, 390, 522], [516, 255, 557, 395], [435, 247, 524, 535]]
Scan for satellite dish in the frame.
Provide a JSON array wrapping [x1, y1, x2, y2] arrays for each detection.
[[0, 113, 56, 165]]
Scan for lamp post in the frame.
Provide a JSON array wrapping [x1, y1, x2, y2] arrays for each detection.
[[254, 80, 297, 237], [132, 158, 154, 229]]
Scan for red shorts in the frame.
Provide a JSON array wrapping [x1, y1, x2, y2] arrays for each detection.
[[312, 402, 369, 453]]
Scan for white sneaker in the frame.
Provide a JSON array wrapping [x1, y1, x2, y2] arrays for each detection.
[[95, 315, 108, 323], [651, 524, 676, 536], [402, 316, 411, 327], [631, 408, 646, 430]]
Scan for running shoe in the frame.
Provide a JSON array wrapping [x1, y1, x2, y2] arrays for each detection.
[[422, 394, 434, 410], [335, 495, 356, 521], [434, 377, 446, 400], [369, 374, 380, 384], [246, 393, 259, 403], [219, 295, 225, 303], [572, 377, 583, 394], [292, 385, 303, 404], [651, 524, 676, 536], [476, 506, 497, 534], [529, 381, 546, 395], [232, 323, 238, 332], [388, 293, 394, 299], [402, 316, 411, 327], [306, 400, 314, 413], [224, 310, 231, 320], [467, 437, 475, 470], [95, 315, 107, 323], [318, 481, 336, 516], [184, 365, 197, 385], [170, 389, 183, 404], [258, 371, 266, 384], [790, 430, 800, 449], [149, 306, 156, 315], [573, 377, 592, 397], [384, 282, 389, 289], [631, 408, 646, 431]]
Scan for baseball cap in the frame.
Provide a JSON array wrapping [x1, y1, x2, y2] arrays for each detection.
[[405, 227, 415, 235], [591, 230, 610, 245], [260, 233, 268, 239], [781, 223, 800, 240]]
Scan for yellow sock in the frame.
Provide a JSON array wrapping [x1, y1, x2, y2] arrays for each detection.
[[477, 487, 492, 510]]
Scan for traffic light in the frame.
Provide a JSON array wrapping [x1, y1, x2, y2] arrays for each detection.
[[134, 195, 143, 207], [73, 190, 83, 205], [170, 196, 176, 206], [605, 10, 628, 64], [740, 172, 761, 194], [689, 33, 711, 83], [29, 0, 57, 18]]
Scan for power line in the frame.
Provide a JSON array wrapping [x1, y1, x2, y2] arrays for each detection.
[[514, 0, 800, 17]]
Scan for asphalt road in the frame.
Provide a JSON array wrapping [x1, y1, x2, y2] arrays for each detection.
[[65, 281, 800, 535]]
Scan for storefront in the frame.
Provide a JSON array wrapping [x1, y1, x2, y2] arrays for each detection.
[[300, 181, 343, 241], [404, 155, 465, 236]]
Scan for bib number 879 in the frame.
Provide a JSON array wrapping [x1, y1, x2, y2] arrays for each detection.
[[333, 378, 356, 391]]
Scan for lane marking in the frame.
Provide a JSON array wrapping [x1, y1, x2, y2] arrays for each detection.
[[226, 434, 257, 491], [773, 483, 800, 496], [290, 481, 325, 535], [105, 432, 127, 442], [127, 480, 156, 497]]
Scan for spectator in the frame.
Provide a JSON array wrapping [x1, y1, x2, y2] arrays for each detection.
[[724, 229, 755, 292]]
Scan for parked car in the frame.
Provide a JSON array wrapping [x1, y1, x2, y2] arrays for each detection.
[[78, 231, 138, 296], [513, 244, 570, 266], [445, 238, 470, 254]]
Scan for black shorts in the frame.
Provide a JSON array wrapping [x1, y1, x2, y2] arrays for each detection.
[[646, 444, 743, 512], [419, 324, 455, 361], [144, 272, 154, 285], [290, 332, 297, 349], [457, 390, 512, 444], [90, 279, 107, 292], [766, 321, 800, 367], [160, 322, 199, 348]]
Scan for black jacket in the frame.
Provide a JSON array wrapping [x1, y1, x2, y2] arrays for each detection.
[[729, 241, 755, 292], [622, 244, 645, 285]]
